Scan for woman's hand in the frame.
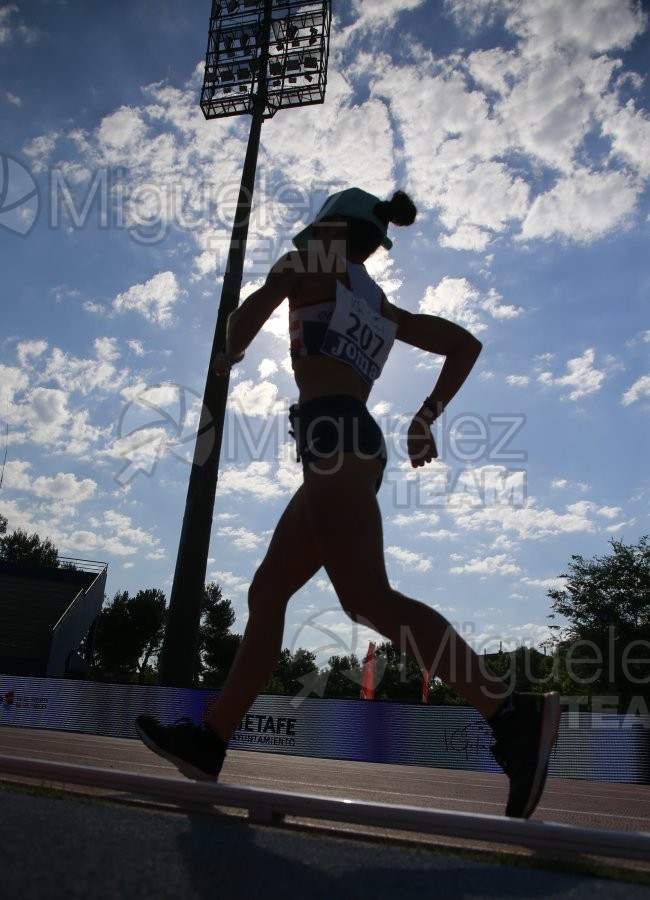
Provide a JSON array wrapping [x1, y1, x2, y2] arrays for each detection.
[[212, 350, 244, 377], [407, 414, 438, 468]]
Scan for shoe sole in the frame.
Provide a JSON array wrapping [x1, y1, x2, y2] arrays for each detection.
[[135, 719, 218, 783], [519, 692, 561, 819]]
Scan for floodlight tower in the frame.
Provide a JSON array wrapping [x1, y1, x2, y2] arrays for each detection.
[[159, 0, 331, 687]]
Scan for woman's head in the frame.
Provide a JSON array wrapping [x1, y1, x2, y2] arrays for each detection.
[[343, 191, 417, 260], [293, 187, 417, 261]]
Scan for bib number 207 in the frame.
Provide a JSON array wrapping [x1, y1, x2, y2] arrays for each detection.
[[345, 312, 385, 359]]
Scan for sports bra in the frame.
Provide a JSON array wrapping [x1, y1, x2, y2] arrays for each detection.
[[289, 260, 398, 386]]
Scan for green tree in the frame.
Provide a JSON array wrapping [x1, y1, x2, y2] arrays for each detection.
[[199, 583, 242, 687], [548, 536, 650, 713], [486, 646, 555, 697], [373, 642, 427, 702], [0, 525, 59, 567], [427, 678, 467, 706], [93, 589, 167, 683], [322, 653, 362, 698], [265, 647, 318, 696]]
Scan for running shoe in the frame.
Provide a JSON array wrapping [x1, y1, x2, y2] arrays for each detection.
[[490, 691, 561, 818], [135, 715, 226, 781]]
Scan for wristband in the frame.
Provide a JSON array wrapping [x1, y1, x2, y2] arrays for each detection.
[[420, 397, 441, 422]]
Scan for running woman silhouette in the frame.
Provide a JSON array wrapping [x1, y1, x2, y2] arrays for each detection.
[[137, 187, 560, 818]]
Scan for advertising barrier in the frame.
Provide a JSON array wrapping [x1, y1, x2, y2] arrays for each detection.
[[1, 673, 648, 783]]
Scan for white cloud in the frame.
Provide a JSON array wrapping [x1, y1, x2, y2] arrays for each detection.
[[0, 5, 17, 43], [96, 106, 149, 163], [500, 57, 617, 172], [372, 62, 508, 217], [41, 338, 125, 395], [258, 358, 278, 379], [419, 277, 484, 332], [386, 545, 432, 573], [482, 288, 524, 320], [365, 254, 403, 300], [34, 472, 97, 502], [603, 98, 650, 179], [229, 380, 281, 417], [466, 45, 519, 94], [506, 375, 530, 387], [219, 460, 290, 500], [438, 226, 489, 253], [444, 0, 506, 34], [0, 4, 37, 45], [112, 271, 184, 327], [536, 348, 607, 400], [16, 340, 48, 367], [88, 510, 160, 558], [561, 479, 592, 493], [24, 387, 70, 443], [208, 569, 249, 595], [127, 340, 146, 357], [417, 278, 523, 332], [19, 0, 648, 267], [622, 374, 650, 406], [0, 363, 30, 411], [109, 426, 168, 477], [596, 505, 623, 520], [258, 71, 396, 217], [349, 0, 427, 29], [436, 161, 530, 239], [473, 621, 554, 653], [22, 133, 58, 171], [391, 509, 440, 529], [448, 496, 608, 541], [217, 526, 266, 552], [67, 530, 102, 554], [520, 169, 639, 243], [505, 0, 647, 55], [367, 0, 649, 250], [450, 553, 520, 576], [262, 305, 289, 340], [0, 339, 134, 459], [521, 576, 564, 591]]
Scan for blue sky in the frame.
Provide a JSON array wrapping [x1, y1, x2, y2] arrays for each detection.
[[1, 0, 649, 666]]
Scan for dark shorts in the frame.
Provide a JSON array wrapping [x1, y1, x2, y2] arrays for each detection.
[[288, 394, 387, 491]]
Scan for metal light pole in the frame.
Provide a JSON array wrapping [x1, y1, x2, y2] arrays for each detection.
[[159, 0, 331, 687]]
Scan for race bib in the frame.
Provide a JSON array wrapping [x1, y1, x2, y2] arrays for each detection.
[[320, 284, 397, 385]]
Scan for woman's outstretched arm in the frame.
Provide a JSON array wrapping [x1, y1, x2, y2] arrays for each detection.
[[213, 253, 300, 374], [392, 309, 483, 467]]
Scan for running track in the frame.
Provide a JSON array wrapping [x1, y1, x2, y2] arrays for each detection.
[[1, 723, 649, 872]]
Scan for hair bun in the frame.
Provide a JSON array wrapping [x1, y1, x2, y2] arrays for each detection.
[[388, 190, 416, 226]]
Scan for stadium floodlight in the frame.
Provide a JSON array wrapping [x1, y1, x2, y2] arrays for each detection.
[[159, 0, 331, 687], [200, 0, 331, 120]]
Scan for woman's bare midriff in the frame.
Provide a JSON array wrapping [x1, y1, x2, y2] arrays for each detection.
[[292, 355, 371, 404]]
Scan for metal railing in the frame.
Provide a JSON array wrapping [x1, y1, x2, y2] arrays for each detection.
[[0, 754, 649, 862]]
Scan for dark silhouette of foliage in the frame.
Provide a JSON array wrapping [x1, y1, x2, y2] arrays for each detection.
[[547, 536, 650, 712], [264, 647, 319, 695], [0, 525, 59, 567], [198, 583, 242, 687], [93, 589, 167, 683]]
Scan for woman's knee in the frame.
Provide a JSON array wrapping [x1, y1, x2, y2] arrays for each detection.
[[247, 568, 289, 619], [339, 586, 394, 631]]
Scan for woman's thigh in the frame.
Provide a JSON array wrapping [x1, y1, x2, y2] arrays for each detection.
[[302, 455, 391, 609], [250, 486, 323, 610]]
